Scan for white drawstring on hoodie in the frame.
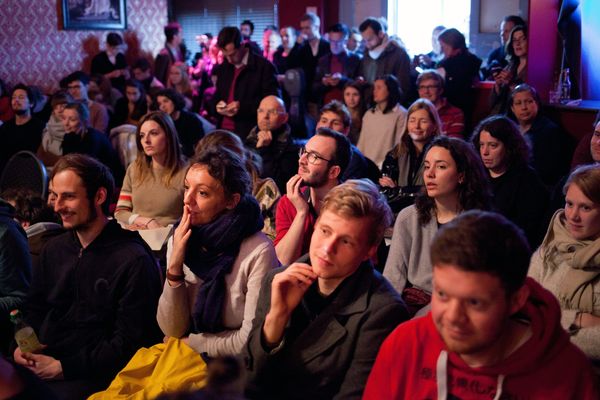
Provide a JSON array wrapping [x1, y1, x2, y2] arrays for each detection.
[[436, 350, 505, 400]]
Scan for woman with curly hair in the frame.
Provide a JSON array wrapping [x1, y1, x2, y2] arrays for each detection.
[[471, 115, 548, 247], [383, 136, 492, 316]]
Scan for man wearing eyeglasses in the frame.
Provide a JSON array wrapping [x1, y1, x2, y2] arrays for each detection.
[[417, 69, 464, 138], [273, 128, 351, 265], [245, 95, 299, 193], [0, 83, 45, 173], [312, 23, 361, 107]]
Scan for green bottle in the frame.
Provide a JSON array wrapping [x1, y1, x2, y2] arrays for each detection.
[[9, 309, 42, 353]]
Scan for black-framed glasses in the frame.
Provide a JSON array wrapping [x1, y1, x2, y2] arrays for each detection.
[[299, 147, 332, 164]]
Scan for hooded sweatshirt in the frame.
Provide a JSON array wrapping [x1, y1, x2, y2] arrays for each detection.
[[363, 278, 599, 400]]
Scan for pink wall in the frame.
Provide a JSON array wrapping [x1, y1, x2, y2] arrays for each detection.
[[527, 0, 560, 102], [0, 0, 168, 93]]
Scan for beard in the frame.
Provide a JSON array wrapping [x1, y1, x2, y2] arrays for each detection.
[[13, 108, 29, 116]]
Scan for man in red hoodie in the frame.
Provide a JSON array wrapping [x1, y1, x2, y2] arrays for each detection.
[[364, 210, 599, 399]]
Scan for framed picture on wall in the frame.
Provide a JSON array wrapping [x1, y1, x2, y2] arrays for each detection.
[[61, 0, 127, 30]]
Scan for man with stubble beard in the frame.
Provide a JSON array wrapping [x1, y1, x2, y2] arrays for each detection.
[[273, 128, 350, 265]]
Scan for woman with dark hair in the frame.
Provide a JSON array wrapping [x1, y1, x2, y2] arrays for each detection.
[[380, 98, 442, 189], [343, 80, 369, 144], [436, 28, 481, 118], [195, 130, 281, 240], [384, 136, 492, 315], [157, 147, 278, 356], [357, 74, 407, 168], [509, 83, 572, 187], [61, 102, 123, 182], [115, 111, 187, 229], [529, 164, 600, 365], [471, 115, 548, 247], [156, 88, 205, 157], [111, 79, 148, 128], [490, 25, 528, 114]]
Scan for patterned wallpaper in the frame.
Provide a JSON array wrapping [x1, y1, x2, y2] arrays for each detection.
[[0, 0, 168, 93]]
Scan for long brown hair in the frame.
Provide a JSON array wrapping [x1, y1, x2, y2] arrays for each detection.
[[133, 111, 186, 187], [392, 98, 442, 158]]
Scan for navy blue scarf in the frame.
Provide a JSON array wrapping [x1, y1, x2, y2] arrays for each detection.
[[184, 194, 264, 333]]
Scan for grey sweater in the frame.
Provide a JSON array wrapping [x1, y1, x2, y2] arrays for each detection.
[[383, 205, 438, 294]]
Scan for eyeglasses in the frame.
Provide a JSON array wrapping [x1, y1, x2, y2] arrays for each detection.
[[257, 108, 284, 116], [418, 85, 440, 91], [67, 84, 83, 90], [299, 147, 331, 164]]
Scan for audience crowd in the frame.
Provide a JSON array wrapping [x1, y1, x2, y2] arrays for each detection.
[[0, 11, 599, 400]]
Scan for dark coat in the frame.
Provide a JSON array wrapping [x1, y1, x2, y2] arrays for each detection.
[[297, 38, 331, 102], [26, 220, 163, 382], [244, 255, 408, 399], [91, 51, 128, 92], [312, 51, 361, 106], [245, 123, 298, 193], [212, 50, 280, 140]]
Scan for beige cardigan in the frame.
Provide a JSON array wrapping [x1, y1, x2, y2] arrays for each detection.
[[157, 231, 279, 357]]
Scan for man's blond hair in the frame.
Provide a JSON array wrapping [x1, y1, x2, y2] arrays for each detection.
[[321, 179, 392, 245]]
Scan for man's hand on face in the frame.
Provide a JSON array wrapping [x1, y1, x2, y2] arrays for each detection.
[[262, 263, 317, 346], [257, 130, 273, 148], [286, 175, 309, 215]]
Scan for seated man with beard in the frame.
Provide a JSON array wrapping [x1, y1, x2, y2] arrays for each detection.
[[273, 128, 350, 265]]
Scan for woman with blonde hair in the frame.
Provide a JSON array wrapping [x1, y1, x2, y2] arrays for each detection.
[[115, 111, 188, 229], [167, 62, 194, 110], [379, 98, 442, 189], [529, 164, 600, 367]]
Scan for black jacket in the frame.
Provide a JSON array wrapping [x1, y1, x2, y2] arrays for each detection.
[[212, 50, 280, 140], [26, 220, 163, 381]]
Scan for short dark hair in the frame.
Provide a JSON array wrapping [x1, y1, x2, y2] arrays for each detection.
[[217, 27, 242, 50], [241, 20, 254, 34], [164, 22, 181, 43], [508, 84, 542, 121], [415, 136, 492, 224], [133, 57, 152, 72], [504, 15, 527, 28], [50, 90, 73, 108], [107, 32, 123, 46], [431, 210, 530, 295], [51, 153, 115, 215], [359, 17, 384, 34], [315, 127, 351, 179], [11, 83, 35, 107], [320, 100, 351, 129], [327, 23, 349, 38], [64, 71, 90, 86], [438, 28, 467, 51], [190, 147, 251, 199], [373, 74, 403, 114], [1, 188, 61, 225], [156, 88, 186, 112], [471, 115, 529, 169]]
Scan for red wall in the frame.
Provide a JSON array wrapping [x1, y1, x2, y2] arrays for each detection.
[[279, 0, 333, 31], [527, 0, 560, 102], [0, 0, 168, 93]]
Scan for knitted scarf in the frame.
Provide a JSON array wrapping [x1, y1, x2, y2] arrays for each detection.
[[184, 194, 263, 333], [542, 210, 600, 314]]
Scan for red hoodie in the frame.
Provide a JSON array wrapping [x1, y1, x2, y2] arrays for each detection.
[[363, 278, 599, 399]]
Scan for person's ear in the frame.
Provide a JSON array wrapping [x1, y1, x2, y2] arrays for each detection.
[[328, 164, 341, 180], [225, 193, 241, 210], [282, 112, 289, 125], [509, 283, 530, 315], [95, 187, 108, 208]]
